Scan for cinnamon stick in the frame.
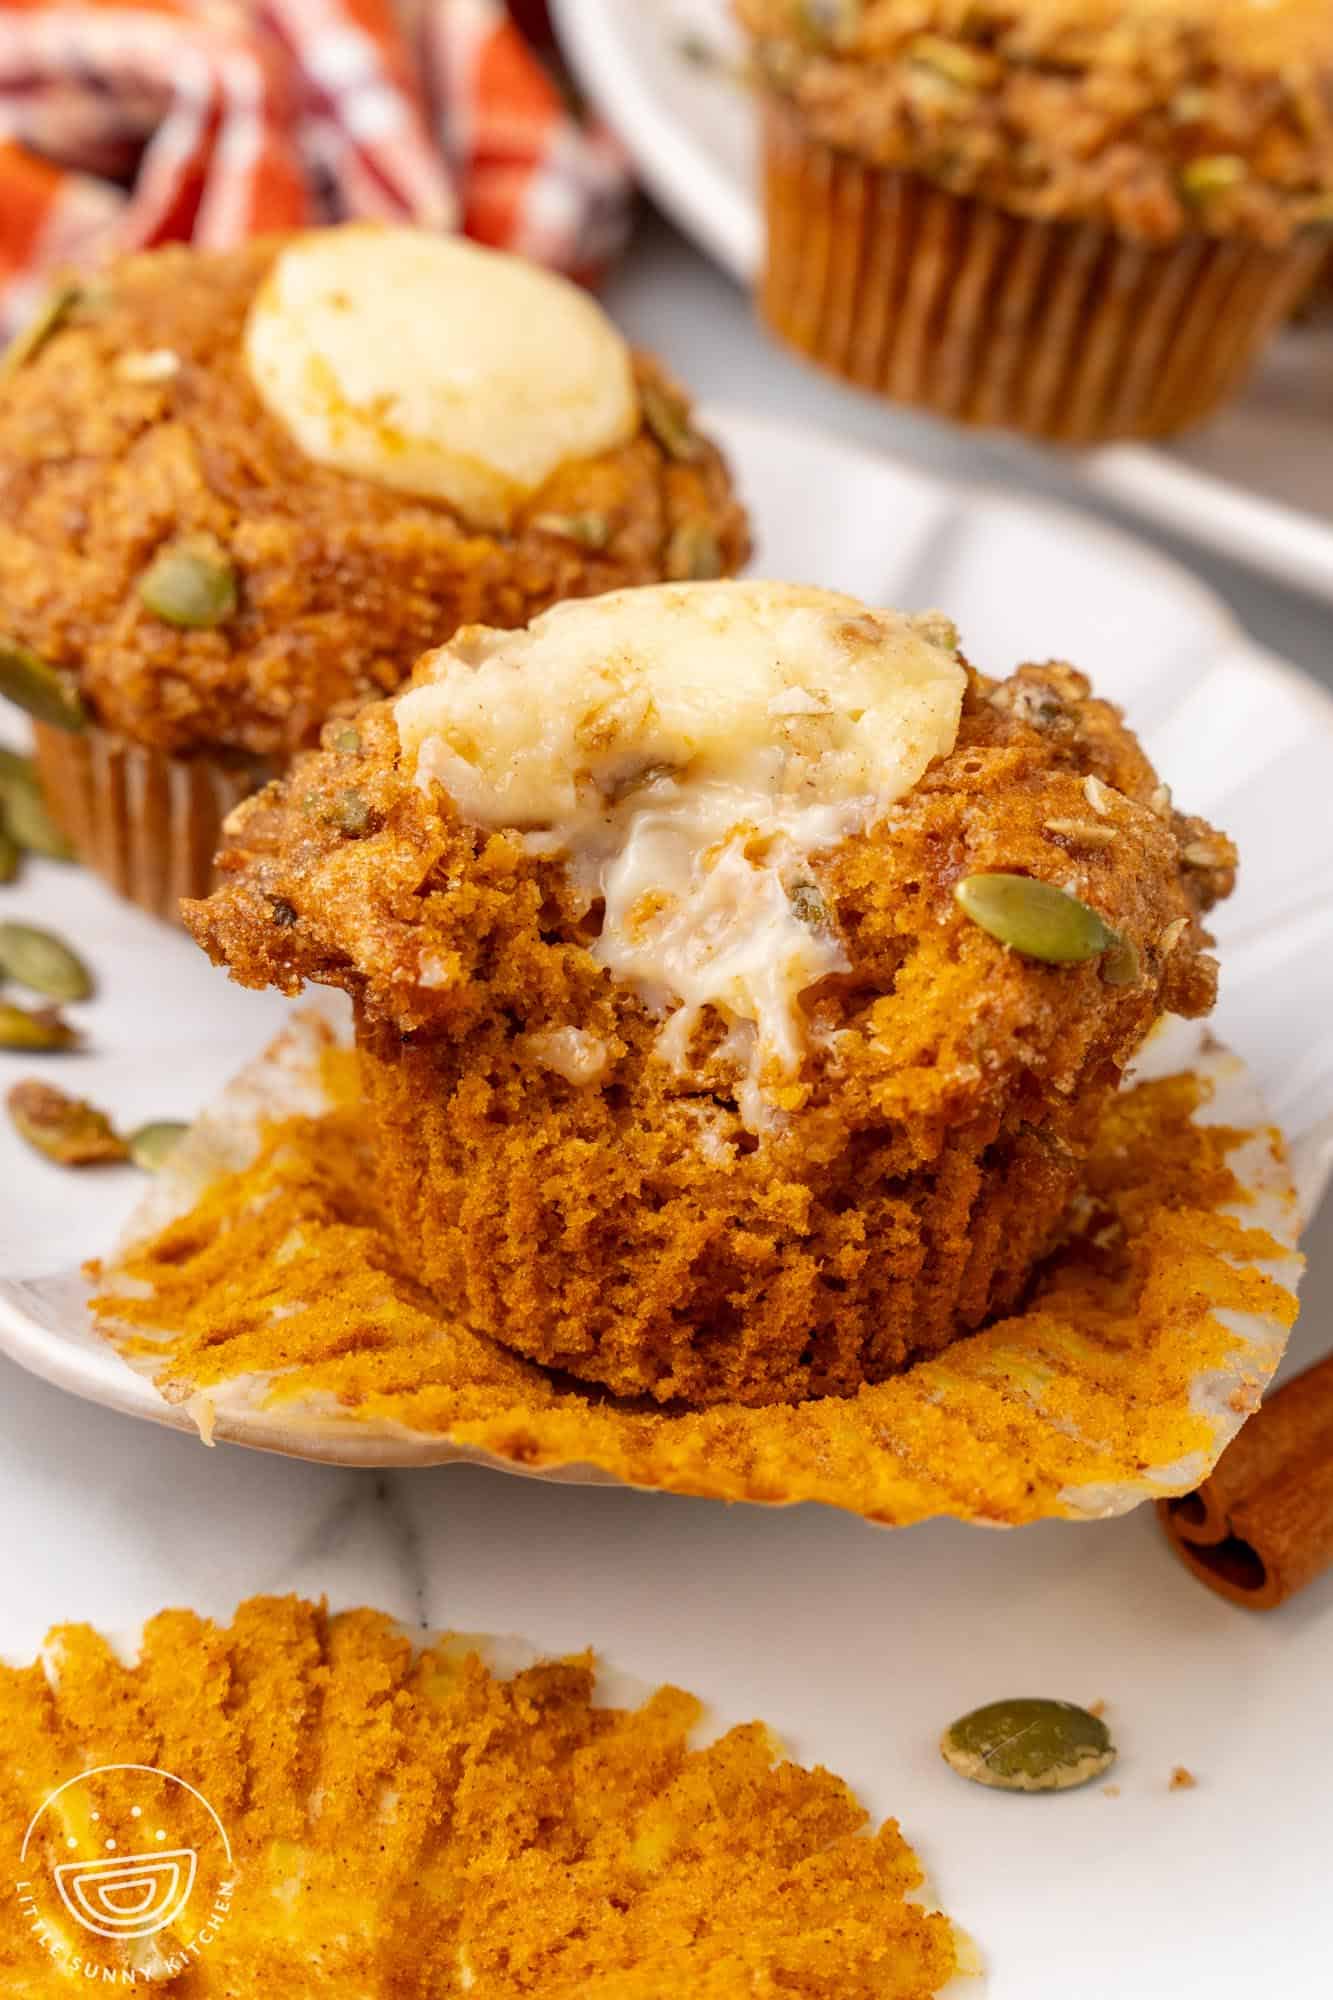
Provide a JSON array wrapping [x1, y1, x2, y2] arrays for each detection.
[[1158, 1351, 1333, 1610]]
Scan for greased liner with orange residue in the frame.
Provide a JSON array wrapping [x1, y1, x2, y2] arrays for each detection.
[[759, 98, 1324, 444], [89, 1009, 1304, 1524], [33, 721, 272, 923]]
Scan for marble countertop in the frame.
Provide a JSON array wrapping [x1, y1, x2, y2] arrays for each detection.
[[2, 215, 1330, 2000]]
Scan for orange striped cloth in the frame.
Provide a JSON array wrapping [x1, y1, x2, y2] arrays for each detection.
[[0, 0, 631, 331]]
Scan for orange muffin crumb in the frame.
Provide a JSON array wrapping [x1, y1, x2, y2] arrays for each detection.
[[0, 1595, 958, 1996]]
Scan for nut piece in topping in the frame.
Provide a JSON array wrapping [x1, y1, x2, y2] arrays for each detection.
[[941, 1699, 1116, 1793], [954, 874, 1115, 966], [0, 921, 94, 1002], [0, 281, 82, 380], [139, 536, 238, 629], [6, 1080, 128, 1165]]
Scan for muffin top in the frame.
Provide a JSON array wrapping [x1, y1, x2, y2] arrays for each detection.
[[188, 580, 1232, 1144], [0, 230, 747, 758], [739, 0, 1333, 242]]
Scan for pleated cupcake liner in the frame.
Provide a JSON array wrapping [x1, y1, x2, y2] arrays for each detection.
[[33, 721, 272, 924], [759, 97, 1323, 444]]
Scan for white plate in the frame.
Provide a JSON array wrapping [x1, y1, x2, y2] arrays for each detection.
[[1, 407, 1332, 2000], [556, 0, 1333, 605], [2, 404, 1331, 1419]]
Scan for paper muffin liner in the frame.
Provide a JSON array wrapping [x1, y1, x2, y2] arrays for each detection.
[[86, 1009, 1306, 1527], [32, 721, 272, 923], [0, 1597, 961, 1995], [758, 97, 1324, 444]]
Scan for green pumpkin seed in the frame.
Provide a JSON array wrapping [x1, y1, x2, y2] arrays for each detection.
[[640, 382, 702, 463], [139, 537, 238, 629], [530, 511, 612, 551], [0, 921, 93, 1001], [0, 637, 86, 732], [1100, 934, 1141, 987], [666, 518, 724, 582], [1180, 155, 1246, 203], [0, 1000, 79, 1052], [0, 758, 73, 859], [333, 727, 361, 754], [908, 34, 995, 87], [940, 1698, 1116, 1793], [6, 1079, 128, 1165], [331, 789, 369, 835], [127, 1119, 189, 1172], [954, 873, 1115, 966], [0, 281, 83, 382], [789, 882, 829, 928], [0, 822, 17, 884]]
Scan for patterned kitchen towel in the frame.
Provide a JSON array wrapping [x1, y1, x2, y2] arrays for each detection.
[[0, 0, 631, 332]]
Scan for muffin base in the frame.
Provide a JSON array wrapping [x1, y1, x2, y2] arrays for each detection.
[[760, 98, 1324, 444], [33, 722, 270, 923], [356, 1008, 1093, 1409]]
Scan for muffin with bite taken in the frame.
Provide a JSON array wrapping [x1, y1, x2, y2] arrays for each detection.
[[186, 580, 1234, 1408], [0, 226, 748, 919]]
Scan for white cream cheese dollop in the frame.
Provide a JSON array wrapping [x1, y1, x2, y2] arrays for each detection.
[[396, 582, 966, 1124], [244, 226, 638, 532]]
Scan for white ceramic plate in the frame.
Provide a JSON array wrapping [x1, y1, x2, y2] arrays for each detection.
[[2, 408, 1333, 2000], [2, 405, 1331, 1431], [556, 0, 1333, 605]]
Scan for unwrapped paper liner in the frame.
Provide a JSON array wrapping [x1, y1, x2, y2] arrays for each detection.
[[91, 1011, 1305, 1526]]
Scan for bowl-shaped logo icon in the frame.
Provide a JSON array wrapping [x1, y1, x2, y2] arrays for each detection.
[[54, 1846, 198, 1940]]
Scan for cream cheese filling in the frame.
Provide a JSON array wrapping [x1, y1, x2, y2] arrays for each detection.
[[244, 225, 638, 532], [396, 582, 966, 1125]]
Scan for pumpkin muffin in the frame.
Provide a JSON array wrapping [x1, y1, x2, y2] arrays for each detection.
[[186, 580, 1233, 1409], [0, 226, 748, 919], [738, 0, 1333, 440]]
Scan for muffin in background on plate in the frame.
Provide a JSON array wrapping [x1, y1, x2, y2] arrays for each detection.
[[737, 0, 1333, 441], [0, 225, 748, 920], [186, 579, 1234, 1409]]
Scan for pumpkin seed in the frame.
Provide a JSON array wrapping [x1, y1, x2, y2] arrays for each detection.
[[0, 1000, 79, 1052], [954, 874, 1115, 966], [331, 789, 369, 836], [0, 281, 83, 381], [1180, 155, 1246, 203], [0, 758, 73, 859], [530, 511, 612, 551], [0, 637, 86, 732], [789, 882, 829, 928], [1100, 933, 1141, 987], [0, 820, 16, 883], [908, 34, 996, 87], [333, 727, 361, 754], [798, 0, 860, 43], [940, 1698, 1116, 1793], [0, 921, 93, 1001], [139, 537, 238, 628], [127, 1119, 189, 1172], [640, 382, 702, 463], [6, 1080, 128, 1165], [666, 518, 724, 582]]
